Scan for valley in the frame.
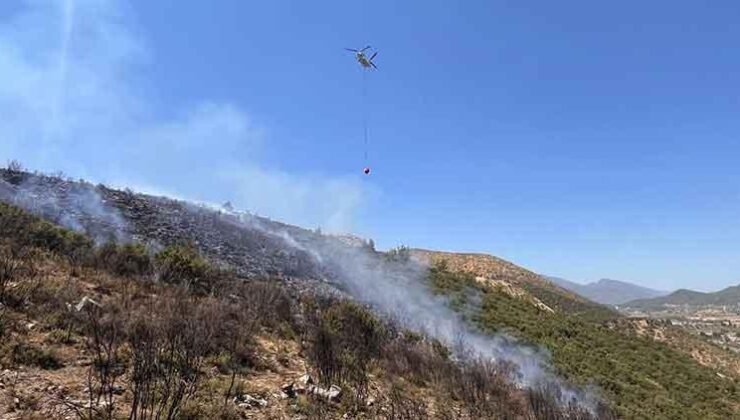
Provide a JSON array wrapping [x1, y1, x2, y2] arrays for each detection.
[[620, 300, 740, 356]]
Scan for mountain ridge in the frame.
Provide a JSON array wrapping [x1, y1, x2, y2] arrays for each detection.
[[547, 276, 669, 305], [624, 284, 740, 309]]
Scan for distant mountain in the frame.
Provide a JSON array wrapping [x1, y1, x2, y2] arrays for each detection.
[[547, 277, 669, 305], [624, 284, 740, 310]]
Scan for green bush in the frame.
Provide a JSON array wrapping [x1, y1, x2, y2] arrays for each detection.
[[0, 202, 93, 259], [155, 244, 211, 291], [8, 342, 63, 370], [96, 242, 152, 277], [178, 401, 241, 420]]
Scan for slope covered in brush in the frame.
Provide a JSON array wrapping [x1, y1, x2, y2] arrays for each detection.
[[428, 263, 740, 419], [0, 199, 614, 419], [413, 249, 617, 321], [0, 169, 613, 410]]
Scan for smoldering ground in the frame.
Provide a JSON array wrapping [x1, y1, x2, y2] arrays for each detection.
[[0, 169, 129, 244], [223, 207, 603, 411], [0, 168, 603, 411]]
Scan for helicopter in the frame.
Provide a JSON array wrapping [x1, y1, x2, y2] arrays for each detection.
[[345, 45, 378, 175], [345, 46, 378, 70]]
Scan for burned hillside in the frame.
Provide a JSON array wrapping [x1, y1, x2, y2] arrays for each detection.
[[0, 168, 606, 408], [0, 168, 369, 289], [0, 183, 613, 419]]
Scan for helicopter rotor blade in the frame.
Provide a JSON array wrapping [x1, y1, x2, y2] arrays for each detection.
[[370, 61, 378, 70], [370, 51, 378, 60], [345, 48, 359, 52], [361, 45, 372, 51]]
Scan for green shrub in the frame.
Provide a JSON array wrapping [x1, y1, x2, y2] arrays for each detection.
[[0, 202, 93, 259], [9, 342, 63, 370], [96, 242, 152, 277], [155, 245, 211, 291], [178, 398, 242, 420]]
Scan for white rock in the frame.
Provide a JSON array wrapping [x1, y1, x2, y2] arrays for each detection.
[[298, 373, 314, 385], [234, 394, 268, 409]]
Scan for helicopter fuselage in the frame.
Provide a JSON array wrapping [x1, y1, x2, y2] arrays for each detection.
[[356, 54, 374, 69]]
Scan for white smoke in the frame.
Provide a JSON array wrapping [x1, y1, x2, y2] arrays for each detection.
[[1, 171, 128, 244], [0, 0, 368, 233], [318, 242, 599, 409], [217, 204, 601, 410]]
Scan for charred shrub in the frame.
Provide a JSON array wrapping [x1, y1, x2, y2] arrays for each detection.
[[447, 358, 526, 418], [381, 332, 450, 386], [305, 299, 385, 401], [6, 159, 24, 173], [79, 298, 126, 419], [379, 324, 585, 419], [379, 383, 428, 420], [0, 245, 43, 310], [385, 245, 411, 263], [526, 385, 617, 420], [228, 279, 294, 331], [2, 161, 27, 184], [127, 291, 219, 419]]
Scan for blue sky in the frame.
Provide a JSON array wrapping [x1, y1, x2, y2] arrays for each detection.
[[1, 1, 739, 291]]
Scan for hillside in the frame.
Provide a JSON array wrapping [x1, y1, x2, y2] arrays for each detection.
[[427, 265, 740, 419], [0, 169, 617, 322], [605, 318, 740, 378], [412, 250, 618, 321], [0, 168, 330, 282], [624, 285, 740, 310], [2, 168, 740, 419], [0, 200, 601, 419], [548, 277, 669, 305]]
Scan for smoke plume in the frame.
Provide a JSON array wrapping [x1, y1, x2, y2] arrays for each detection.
[[0, 170, 128, 244], [221, 205, 600, 410], [0, 0, 367, 233]]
